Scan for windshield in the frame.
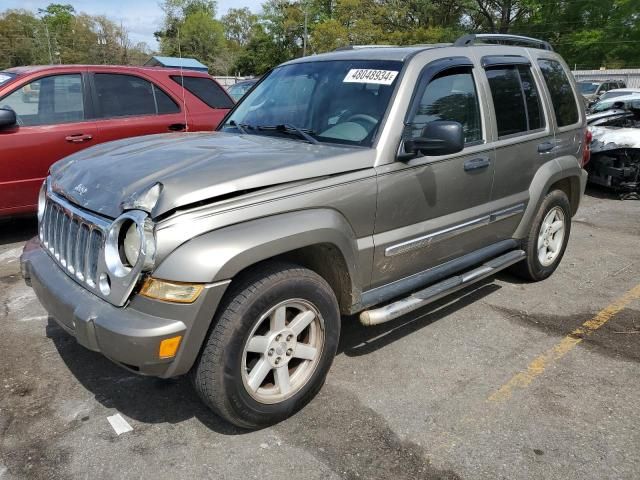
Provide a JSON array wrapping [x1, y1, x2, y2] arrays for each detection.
[[599, 91, 628, 101], [0, 72, 17, 87], [578, 82, 599, 94], [591, 95, 640, 113], [591, 100, 617, 113], [221, 60, 403, 146]]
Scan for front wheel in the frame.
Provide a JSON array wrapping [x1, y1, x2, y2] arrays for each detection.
[[512, 189, 572, 281], [191, 263, 340, 429]]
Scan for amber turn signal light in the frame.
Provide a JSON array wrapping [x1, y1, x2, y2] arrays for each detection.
[[139, 277, 204, 303], [159, 336, 182, 359]]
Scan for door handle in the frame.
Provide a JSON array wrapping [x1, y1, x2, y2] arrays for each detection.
[[464, 157, 491, 171], [538, 141, 556, 153], [168, 123, 186, 131], [65, 133, 93, 143]]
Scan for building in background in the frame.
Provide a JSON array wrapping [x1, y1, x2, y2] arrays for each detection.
[[572, 69, 640, 89], [144, 56, 208, 73]]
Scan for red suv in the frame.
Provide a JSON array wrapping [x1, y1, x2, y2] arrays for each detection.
[[0, 65, 234, 217]]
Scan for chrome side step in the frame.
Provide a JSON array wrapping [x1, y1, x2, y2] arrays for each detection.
[[359, 249, 525, 326]]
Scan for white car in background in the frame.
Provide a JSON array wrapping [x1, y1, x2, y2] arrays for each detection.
[[589, 92, 640, 114], [597, 88, 640, 102]]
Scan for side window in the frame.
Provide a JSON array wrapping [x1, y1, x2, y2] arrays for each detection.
[[170, 76, 234, 109], [486, 65, 544, 137], [407, 67, 482, 144], [537, 59, 579, 127], [155, 87, 181, 114], [0, 74, 84, 126], [94, 73, 179, 118]]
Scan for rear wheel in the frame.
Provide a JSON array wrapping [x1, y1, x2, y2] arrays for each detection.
[[191, 263, 340, 429], [512, 190, 572, 281]]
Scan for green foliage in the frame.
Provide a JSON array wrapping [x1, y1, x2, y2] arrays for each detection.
[[0, 5, 151, 69], [222, 8, 259, 47], [156, 0, 229, 73], [1, 0, 639, 75]]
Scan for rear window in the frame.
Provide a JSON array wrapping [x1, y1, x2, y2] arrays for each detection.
[[486, 65, 544, 137], [538, 60, 579, 127], [170, 76, 234, 109], [0, 72, 16, 86]]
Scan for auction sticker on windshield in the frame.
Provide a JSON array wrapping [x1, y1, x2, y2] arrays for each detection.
[[343, 69, 399, 85]]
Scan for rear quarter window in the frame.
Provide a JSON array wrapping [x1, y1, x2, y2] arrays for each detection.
[[537, 59, 579, 127], [170, 76, 234, 109]]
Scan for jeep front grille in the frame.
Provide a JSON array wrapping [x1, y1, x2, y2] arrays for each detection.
[[39, 193, 109, 290]]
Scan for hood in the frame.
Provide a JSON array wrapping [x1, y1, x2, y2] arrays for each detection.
[[590, 126, 640, 154], [49, 132, 373, 218]]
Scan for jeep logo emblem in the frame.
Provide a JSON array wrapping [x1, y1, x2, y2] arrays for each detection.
[[73, 184, 88, 195]]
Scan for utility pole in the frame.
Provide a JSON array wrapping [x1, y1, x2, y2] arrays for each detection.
[[302, 5, 308, 57], [44, 22, 53, 64]]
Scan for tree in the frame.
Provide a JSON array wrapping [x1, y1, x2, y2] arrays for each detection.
[[233, 25, 287, 75], [467, 0, 533, 33], [0, 10, 49, 68], [222, 8, 258, 47], [0, 4, 152, 68], [156, 0, 229, 73]]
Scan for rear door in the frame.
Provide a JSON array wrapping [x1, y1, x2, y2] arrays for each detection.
[[89, 71, 187, 143], [0, 70, 97, 214], [536, 57, 582, 167], [476, 53, 553, 239]]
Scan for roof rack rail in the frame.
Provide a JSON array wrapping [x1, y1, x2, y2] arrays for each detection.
[[334, 44, 398, 51], [454, 33, 553, 51]]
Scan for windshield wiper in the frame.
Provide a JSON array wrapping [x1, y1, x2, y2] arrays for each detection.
[[228, 120, 251, 134], [256, 124, 319, 144]]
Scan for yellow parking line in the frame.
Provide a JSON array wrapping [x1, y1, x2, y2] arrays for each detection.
[[488, 283, 640, 403]]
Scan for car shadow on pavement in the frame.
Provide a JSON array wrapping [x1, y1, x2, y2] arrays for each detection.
[[339, 280, 500, 357], [45, 319, 246, 435], [46, 279, 500, 435], [584, 184, 629, 200], [0, 215, 37, 245]]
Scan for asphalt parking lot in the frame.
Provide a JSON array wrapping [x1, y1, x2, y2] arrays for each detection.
[[1, 188, 638, 480]]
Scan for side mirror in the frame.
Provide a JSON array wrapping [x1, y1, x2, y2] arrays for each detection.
[[0, 108, 17, 129], [404, 120, 464, 156]]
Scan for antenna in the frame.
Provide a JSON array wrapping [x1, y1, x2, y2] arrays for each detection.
[[176, 27, 189, 132]]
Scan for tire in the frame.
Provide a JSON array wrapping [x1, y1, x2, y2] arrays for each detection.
[[512, 189, 572, 281], [191, 262, 340, 429]]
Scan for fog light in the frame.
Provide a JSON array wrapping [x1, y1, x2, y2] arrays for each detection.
[[139, 278, 204, 303], [159, 336, 182, 359]]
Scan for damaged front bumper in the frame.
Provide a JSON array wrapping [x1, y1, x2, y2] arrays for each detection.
[[20, 237, 229, 377]]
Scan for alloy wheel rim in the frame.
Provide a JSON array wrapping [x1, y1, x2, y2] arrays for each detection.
[[241, 299, 324, 404], [537, 206, 566, 267]]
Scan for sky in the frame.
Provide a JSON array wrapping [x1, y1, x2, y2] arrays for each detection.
[[2, 0, 265, 50]]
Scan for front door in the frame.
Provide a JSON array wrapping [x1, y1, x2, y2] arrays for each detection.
[[0, 72, 96, 214], [371, 59, 496, 288]]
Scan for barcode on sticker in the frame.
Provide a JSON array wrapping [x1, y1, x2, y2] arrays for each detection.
[[343, 69, 399, 85]]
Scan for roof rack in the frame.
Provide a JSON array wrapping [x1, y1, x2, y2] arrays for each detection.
[[454, 33, 553, 51], [334, 45, 398, 51]]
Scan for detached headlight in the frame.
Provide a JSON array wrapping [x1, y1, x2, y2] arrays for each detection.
[[37, 180, 47, 223], [123, 221, 142, 266], [104, 210, 156, 278]]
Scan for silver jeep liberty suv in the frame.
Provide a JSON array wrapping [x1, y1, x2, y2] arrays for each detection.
[[21, 34, 589, 428]]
